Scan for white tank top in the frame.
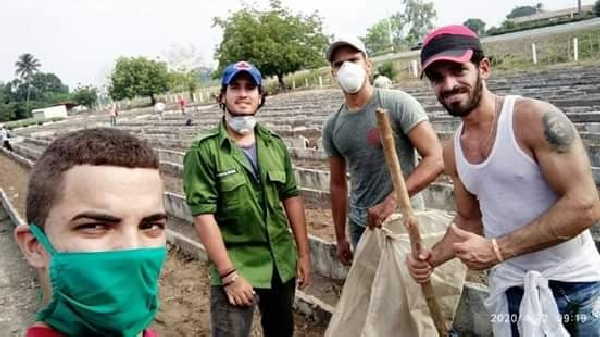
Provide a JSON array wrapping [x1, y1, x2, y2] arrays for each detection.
[[454, 95, 600, 272]]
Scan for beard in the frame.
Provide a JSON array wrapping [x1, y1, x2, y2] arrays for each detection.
[[439, 73, 483, 117]]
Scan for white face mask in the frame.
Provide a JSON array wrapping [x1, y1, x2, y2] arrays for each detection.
[[336, 62, 366, 94], [225, 111, 257, 135]]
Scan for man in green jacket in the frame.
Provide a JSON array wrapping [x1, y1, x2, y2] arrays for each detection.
[[183, 61, 311, 337]]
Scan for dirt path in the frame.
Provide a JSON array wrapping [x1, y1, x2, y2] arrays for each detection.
[[0, 152, 29, 216], [0, 216, 39, 336]]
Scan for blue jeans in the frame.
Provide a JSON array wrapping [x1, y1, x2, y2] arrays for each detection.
[[349, 219, 366, 248], [506, 280, 600, 337]]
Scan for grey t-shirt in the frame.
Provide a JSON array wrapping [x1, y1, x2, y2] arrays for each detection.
[[322, 89, 427, 225], [239, 143, 259, 181]]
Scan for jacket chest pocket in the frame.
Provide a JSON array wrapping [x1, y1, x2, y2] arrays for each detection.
[[267, 170, 285, 184], [217, 172, 247, 211], [266, 170, 286, 203]]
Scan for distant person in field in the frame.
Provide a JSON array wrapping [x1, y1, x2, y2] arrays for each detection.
[[1, 124, 13, 152], [154, 100, 166, 120], [322, 36, 444, 265], [406, 25, 600, 337], [183, 61, 311, 337], [179, 96, 187, 114], [15, 128, 166, 337], [109, 103, 118, 126], [373, 74, 393, 89]]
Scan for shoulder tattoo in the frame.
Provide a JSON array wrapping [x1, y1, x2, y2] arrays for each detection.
[[542, 108, 574, 153]]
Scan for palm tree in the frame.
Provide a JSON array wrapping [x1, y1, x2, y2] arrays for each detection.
[[15, 53, 41, 103]]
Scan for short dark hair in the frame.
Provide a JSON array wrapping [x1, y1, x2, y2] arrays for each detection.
[[217, 83, 267, 111], [26, 128, 159, 228], [470, 50, 485, 66]]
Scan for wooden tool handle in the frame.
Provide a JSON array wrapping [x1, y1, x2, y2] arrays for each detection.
[[375, 108, 448, 337]]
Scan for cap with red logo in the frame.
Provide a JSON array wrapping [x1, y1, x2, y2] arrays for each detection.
[[420, 25, 482, 73], [221, 61, 262, 86]]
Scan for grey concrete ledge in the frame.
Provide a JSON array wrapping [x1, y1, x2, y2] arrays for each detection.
[[453, 281, 493, 337], [1, 147, 34, 169], [0, 188, 26, 228], [166, 229, 207, 262], [294, 290, 335, 326]]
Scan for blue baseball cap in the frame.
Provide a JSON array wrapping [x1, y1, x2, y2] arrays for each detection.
[[221, 61, 262, 86]]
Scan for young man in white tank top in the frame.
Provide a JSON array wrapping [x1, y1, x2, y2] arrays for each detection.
[[407, 25, 600, 336]]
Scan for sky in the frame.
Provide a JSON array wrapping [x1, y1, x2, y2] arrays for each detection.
[[0, 0, 595, 89]]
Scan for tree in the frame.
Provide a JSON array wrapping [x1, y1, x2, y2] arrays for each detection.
[[30, 72, 68, 94], [506, 6, 537, 19], [29, 72, 69, 102], [463, 18, 486, 35], [362, 13, 407, 54], [403, 0, 437, 45], [377, 62, 398, 80], [168, 69, 199, 98], [72, 85, 98, 109], [213, 0, 329, 90], [594, 0, 600, 16], [15, 53, 41, 103], [108, 57, 170, 105]]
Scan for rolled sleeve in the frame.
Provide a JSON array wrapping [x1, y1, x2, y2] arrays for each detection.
[[279, 145, 300, 200], [183, 147, 218, 216], [321, 115, 341, 158], [393, 92, 428, 134]]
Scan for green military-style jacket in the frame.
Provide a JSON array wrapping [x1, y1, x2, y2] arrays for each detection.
[[183, 120, 299, 289]]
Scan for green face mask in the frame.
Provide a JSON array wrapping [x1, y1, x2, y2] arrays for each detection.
[[29, 224, 167, 337]]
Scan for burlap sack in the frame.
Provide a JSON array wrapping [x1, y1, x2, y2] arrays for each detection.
[[325, 210, 467, 337]]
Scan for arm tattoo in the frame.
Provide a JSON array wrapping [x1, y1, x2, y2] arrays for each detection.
[[542, 109, 574, 153]]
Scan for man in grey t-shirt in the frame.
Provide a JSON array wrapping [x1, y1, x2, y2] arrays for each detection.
[[322, 36, 444, 265]]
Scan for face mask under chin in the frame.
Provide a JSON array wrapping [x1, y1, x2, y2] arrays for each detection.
[[225, 110, 257, 135]]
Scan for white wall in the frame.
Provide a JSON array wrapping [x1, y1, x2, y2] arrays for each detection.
[[31, 105, 68, 119]]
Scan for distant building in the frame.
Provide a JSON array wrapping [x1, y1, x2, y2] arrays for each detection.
[[509, 5, 594, 25], [31, 103, 78, 119]]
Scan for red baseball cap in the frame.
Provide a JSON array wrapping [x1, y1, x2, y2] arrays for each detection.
[[420, 25, 482, 73]]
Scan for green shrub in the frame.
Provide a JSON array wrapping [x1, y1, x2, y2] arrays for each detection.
[[377, 62, 398, 80]]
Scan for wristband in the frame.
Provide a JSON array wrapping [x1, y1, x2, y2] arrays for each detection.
[[222, 271, 239, 286], [219, 268, 236, 279], [491, 239, 504, 262]]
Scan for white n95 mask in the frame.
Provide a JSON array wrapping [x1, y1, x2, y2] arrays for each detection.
[[336, 62, 366, 94]]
